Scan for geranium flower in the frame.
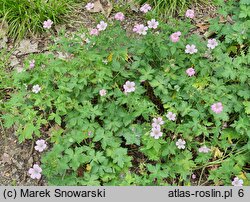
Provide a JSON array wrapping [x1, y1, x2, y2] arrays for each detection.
[[211, 102, 223, 114], [152, 117, 164, 127], [32, 84, 41, 94], [43, 19, 53, 29], [176, 139, 186, 149], [170, 31, 181, 43], [185, 9, 195, 18], [185, 44, 198, 54], [132, 24, 140, 33], [166, 111, 176, 121], [29, 60, 35, 69], [114, 12, 125, 21], [147, 19, 159, 29], [97, 21, 107, 31], [90, 28, 99, 36], [140, 4, 151, 13], [150, 125, 163, 139], [186, 67, 195, 76], [35, 139, 47, 152], [133, 24, 148, 35], [85, 2, 94, 11], [198, 145, 211, 153], [99, 89, 107, 96], [28, 164, 42, 179], [123, 81, 136, 93], [232, 177, 243, 186], [207, 39, 218, 49]]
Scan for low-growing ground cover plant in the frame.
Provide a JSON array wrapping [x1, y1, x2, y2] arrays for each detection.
[[0, 0, 249, 185], [136, 0, 209, 17], [0, 0, 78, 40]]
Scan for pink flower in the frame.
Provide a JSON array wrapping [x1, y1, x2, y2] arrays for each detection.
[[166, 111, 176, 121], [152, 117, 164, 127], [123, 81, 136, 93], [207, 39, 218, 49], [32, 84, 41, 94], [192, 174, 196, 179], [150, 125, 163, 139], [232, 177, 243, 186], [28, 164, 42, 179], [35, 139, 47, 152], [140, 4, 151, 13], [186, 67, 195, 76], [185, 9, 195, 19], [198, 145, 211, 153], [185, 44, 198, 54], [43, 19, 53, 29], [133, 24, 148, 35], [133, 24, 140, 33], [170, 31, 181, 43], [85, 3, 94, 11], [99, 89, 107, 96], [90, 28, 99, 36], [97, 21, 107, 31], [147, 19, 159, 29], [211, 102, 223, 114], [114, 12, 125, 21], [29, 60, 35, 69], [176, 139, 186, 149]]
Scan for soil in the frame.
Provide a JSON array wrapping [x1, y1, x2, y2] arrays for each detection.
[[0, 1, 218, 185]]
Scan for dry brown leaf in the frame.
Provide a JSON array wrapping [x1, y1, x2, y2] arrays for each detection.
[[196, 23, 210, 33], [89, 0, 113, 17], [17, 39, 38, 55], [90, 0, 104, 13], [1, 153, 12, 164], [127, 0, 139, 12]]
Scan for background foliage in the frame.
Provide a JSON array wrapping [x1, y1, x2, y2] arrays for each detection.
[[0, 0, 77, 40], [0, 0, 249, 185]]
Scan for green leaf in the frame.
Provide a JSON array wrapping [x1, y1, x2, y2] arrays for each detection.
[[243, 101, 250, 114], [20, 123, 35, 141]]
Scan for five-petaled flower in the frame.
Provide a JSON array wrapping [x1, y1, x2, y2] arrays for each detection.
[[185, 44, 198, 54], [176, 139, 186, 149], [32, 84, 41, 94], [232, 177, 243, 186], [35, 139, 47, 152], [211, 102, 223, 114], [185, 9, 195, 19], [170, 31, 181, 43], [29, 60, 35, 69], [166, 111, 176, 121], [85, 2, 94, 11], [43, 19, 53, 29], [140, 4, 151, 13], [150, 125, 163, 139], [114, 12, 125, 21], [99, 89, 107, 96], [97, 21, 108, 31], [207, 39, 218, 49], [186, 67, 196, 76], [147, 19, 159, 29], [133, 24, 148, 35], [123, 81, 136, 93], [152, 117, 164, 128], [198, 145, 211, 153], [90, 28, 99, 36], [28, 164, 42, 179]]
